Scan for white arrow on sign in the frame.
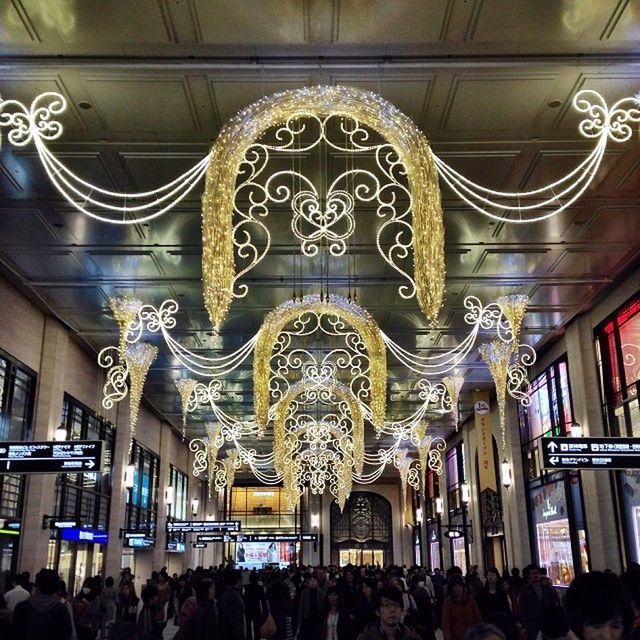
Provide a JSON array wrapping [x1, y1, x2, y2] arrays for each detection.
[[85, 460, 95, 469], [549, 456, 559, 465], [547, 441, 558, 452]]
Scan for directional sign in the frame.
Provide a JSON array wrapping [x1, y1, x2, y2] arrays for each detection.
[[542, 437, 640, 470], [123, 531, 155, 548], [193, 543, 207, 549], [0, 441, 104, 474], [166, 520, 241, 533], [198, 534, 231, 543]]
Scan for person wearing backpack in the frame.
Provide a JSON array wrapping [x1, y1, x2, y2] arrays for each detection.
[[11, 568, 73, 640]]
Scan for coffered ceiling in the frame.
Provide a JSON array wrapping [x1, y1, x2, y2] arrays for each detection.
[[0, 1, 639, 450]]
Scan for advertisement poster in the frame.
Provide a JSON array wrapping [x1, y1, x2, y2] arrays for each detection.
[[235, 542, 294, 568]]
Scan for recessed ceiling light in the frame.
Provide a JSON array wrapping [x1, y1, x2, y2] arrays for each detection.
[[547, 100, 562, 108], [78, 101, 92, 110]]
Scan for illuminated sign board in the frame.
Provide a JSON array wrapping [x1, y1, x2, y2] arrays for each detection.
[[166, 540, 186, 553], [60, 528, 108, 544], [166, 520, 241, 533], [193, 543, 207, 548], [0, 441, 104, 474], [542, 437, 640, 470], [123, 531, 155, 548]]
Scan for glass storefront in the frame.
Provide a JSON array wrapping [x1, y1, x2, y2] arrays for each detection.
[[339, 549, 384, 566], [520, 357, 590, 579], [596, 295, 640, 565]]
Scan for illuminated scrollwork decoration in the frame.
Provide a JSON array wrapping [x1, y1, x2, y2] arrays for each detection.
[[98, 346, 129, 410], [202, 85, 445, 331], [255, 294, 386, 435], [497, 295, 529, 354]]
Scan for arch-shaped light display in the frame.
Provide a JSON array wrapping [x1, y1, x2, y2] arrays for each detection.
[[201, 85, 444, 331], [254, 294, 385, 434]]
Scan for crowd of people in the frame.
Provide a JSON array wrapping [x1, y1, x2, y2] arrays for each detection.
[[1, 561, 639, 640]]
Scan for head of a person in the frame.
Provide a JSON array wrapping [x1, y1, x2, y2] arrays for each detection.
[[225, 570, 242, 589], [524, 564, 541, 584], [250, 571, 259, 584], [141, 584, 159, 606], [485, 567, 501, 586], [105, 576, 114, 588], [565, 572, 634, 640], [362, 578, 375, 599], [307, 573, 318, 589], [374, 587, 404, 628], [448, 575, 466, 599], [510, 568, 520, 578], [620, 569, 640, 614], [121, 582, 132, 598], [317, 567, 326, 583], [195, 580, 214, 603], [35, 568, 60, 596], [326, 587, 341, 609], [464, 623, 506, 640]]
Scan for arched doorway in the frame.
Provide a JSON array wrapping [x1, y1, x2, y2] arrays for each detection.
[[330, 492, 393, 566]]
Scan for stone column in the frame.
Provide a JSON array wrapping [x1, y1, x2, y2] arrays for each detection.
[[18, 317, 69, 576], [153, 423, 172, 570]]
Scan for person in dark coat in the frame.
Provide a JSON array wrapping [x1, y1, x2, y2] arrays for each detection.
[[353, 579, 378, 637], [267, 579, 294, 640], [244, 571, 267, 640], [218, 570, 246, 640], [181, 580, 217, 640], [322, 587, 353, 640], [11, 568, 72, 640], [297, 574, 326, 640], [517, 565, 557, 640]]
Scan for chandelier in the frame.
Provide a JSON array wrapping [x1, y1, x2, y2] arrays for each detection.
[[2, 85, 638, 508]]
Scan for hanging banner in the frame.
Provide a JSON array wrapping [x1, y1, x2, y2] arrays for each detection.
[[474, 391, 497, 492]]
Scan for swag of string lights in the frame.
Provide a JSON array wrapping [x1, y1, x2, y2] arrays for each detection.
[[1, 85, 639, 508], [97, 291, 531, 509]]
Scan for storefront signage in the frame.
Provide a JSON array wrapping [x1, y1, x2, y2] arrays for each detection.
[[166, 520, 241, 533], [0, 441, 104, 473], [60, 527, 108, 544], [542, 437, 640, 470], [475, 391, 497, 492], [300, 534, 318, 542], [0, 520, 20, 536], [123, 531, 155, 548], [444, 529, 464, 539], [542, 499, 558, 519], [52, 520, 78, 529]]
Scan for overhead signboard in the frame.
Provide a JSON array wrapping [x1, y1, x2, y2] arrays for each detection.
[[60, 528, 108, 544], [166, 520, 241, 533], [196, 532, 318, 543], [0, 520, 20, 536], [0, 441, 104, 474], [542, 437, 640, 470], [166, 540, 186, 553], [123, 531, 155, 548], [193, 542, 207, 548]]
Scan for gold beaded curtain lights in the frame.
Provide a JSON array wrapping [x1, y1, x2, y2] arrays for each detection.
[[201, 85, 445, 331]]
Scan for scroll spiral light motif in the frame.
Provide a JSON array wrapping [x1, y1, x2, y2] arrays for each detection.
[[254, 294, 386, 435], [202, 85, 445, 331]]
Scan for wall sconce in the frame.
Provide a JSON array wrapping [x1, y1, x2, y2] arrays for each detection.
[[310, 513, 319, 529], [461, 483, 470, 505], [501, 459, 512, 489], [124, 464, 135, 489], [165, 486, 175, 506], [191, 498, 199, 517], [570, 421, 583, 438], [435, 497, 444, 515], [416, 507, 423, 523], [54, 425, 67, 441]]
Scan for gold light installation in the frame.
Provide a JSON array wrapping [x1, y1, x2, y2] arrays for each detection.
[[255, 294, 386, 435], [124, 342, 158, 454], [442, 375, 465, 431], [109, 296, 143, 359], [479, 340, 513, 450], [206, 423, 222, 497], [202, 85, 444, 331], [497, 295, 530, 352], [175, 378, 198, 441]]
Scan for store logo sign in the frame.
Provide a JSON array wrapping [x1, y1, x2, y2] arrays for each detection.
[[542, 499, 557, 519], [474, 400, 489, 415]]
